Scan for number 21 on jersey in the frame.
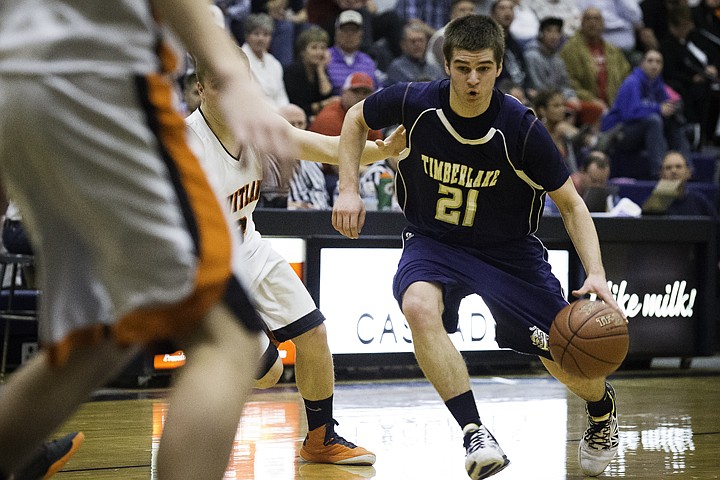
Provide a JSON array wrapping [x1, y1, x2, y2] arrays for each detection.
[[435, 185, 478, 227]]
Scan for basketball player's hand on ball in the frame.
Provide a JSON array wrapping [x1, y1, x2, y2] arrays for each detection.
[[376, 125, 406, 158], [572, 272, 628, 323], [332, 192, 366, 239]]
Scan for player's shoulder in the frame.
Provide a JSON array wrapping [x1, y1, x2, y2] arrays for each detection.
[[379, 79, 447, 117], [495, 91, 536, 129], [404, 79, 446, 104]]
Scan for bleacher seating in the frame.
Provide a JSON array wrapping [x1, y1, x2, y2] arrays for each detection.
[[608, 179, 719, 208], [690, 151, 719, 184]]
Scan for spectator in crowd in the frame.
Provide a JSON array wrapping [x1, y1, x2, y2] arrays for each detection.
[[216, 0, 253, 45], [259, 104, 308, 208], [524, 17, 584, 112], [492, 0, 533, 95], [284, 26, 337, 121], [290, 159, 333, 211], [394, 0, 453, 31], [311, 72, 384, 139], [560, 8, 631, 122], [509, 0, 541, 47], [544, 149, 616, 214], [261, 0, 302, 67], [693, 0, 720, 42], [306, 0, 404, 65], [498, 79, 532, 106], [576, 0, 649, 62], [600, 49, 691, 179], [355, 157, 399, 211], [661, 10, 720, 147], [2, 201, 31, 256], [385, 21, 445, 85], [571, 150, 612, 197], [660, 151, 719, 218], [326, 10, 380, 95], [640, 0, 681, 45], [525, 0, 581, 37], [310, 72, 384, 201], [242, 13, 290, 108], [534, 88, 582, 172], [426, 0, 477, 71]]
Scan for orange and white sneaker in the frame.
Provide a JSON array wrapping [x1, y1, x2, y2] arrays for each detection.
[[15, 431, 85, 480], [299, 420, 376, 465]]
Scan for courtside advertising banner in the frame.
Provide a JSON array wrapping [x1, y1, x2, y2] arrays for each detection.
[[317, 247, 569, 355]]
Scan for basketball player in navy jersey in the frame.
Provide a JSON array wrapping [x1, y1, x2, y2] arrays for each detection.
[[333, 15, 626, 480]]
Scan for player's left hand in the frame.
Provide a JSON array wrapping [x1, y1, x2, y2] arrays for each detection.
[[572, 273, 628, 322], [375, 125, 406, 158]]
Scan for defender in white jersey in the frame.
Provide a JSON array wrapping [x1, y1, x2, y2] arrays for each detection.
[[187, 52, 405, 465], [0, 1, 297, 479]]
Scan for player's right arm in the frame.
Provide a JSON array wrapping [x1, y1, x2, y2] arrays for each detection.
[[332, 101, 371, 239], [151, 0, 297, 160]]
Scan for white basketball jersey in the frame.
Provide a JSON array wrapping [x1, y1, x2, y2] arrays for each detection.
[[185, 108, 263, 244], [0, 0, 159, 75]]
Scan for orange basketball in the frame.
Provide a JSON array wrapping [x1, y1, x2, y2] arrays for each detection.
[[549, 299, 629, 379]]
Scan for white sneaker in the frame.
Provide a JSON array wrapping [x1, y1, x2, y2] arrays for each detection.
[[463, 423, 510, 480], [579, 384, 619, 476]]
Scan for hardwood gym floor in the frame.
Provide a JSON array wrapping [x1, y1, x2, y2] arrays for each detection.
[[43, 363, 720, 479]]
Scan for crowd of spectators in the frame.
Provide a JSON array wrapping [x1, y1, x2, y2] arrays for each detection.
[[192, 0, 720, 217]]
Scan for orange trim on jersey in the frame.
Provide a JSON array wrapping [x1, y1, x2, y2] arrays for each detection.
[[156, 39, 179, 75], [46, 325, 108, 367], [112, 73, 233, 346]]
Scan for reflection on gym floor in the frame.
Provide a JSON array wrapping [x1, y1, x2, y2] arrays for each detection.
[[54, 375, 720, 479]]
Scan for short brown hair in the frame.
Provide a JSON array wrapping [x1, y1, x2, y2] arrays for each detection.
[[443, 15, 505, 66], [295, 25, 330, 55]]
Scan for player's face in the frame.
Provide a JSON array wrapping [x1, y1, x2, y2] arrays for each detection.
[[446, 48, 501, 117], [197, 75, 223, 116]]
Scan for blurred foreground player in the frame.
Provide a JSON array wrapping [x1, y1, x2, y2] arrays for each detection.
[[0, 1, 297, 479], [187, 50, 405, 465], [333, 14, 626, 479]]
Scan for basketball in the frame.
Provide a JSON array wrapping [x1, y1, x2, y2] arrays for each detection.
[[549, 299, 629, 379]]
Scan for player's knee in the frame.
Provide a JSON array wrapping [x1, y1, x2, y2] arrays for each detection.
[[401, 295, 442, 331], [293, 322, 328, 348]]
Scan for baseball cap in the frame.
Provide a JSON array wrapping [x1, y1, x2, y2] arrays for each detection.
[[343, 72, 374, 91], [539, 16, 564, 31], [336, 10, 363, 28]]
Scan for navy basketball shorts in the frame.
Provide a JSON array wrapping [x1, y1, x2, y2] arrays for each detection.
[[393, 229, 569, 359]]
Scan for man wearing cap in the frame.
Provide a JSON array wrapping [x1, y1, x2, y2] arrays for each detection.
[[327, 10, 380, 95], [310, 71, 384, 202], [310, 72, 384, 140]]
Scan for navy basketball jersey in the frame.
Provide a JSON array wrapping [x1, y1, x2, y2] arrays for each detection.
[[363, 80, 569, 247]]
